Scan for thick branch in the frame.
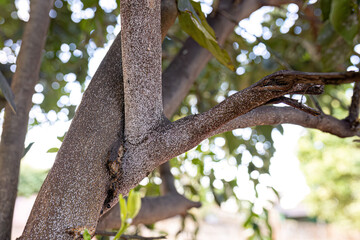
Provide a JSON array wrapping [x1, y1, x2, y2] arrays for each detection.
[[98, 0, 271, 228], [121, 0, 163, 143], [151, 71, 360, 164], [159, 162, 177, 194], [257, 70, 360, 86], [215, 106, 360, 138], [0, 0, 53, 239], [19, 32, 124, 240], [21, 1, 183, 237], [96, 194, 200, 231]]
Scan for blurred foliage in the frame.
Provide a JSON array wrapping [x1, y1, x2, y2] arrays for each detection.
[[299, 130, 360, 229], [18, 165, 48, 197], [1, 0, 360, 239], [177, 0, 234, 70]]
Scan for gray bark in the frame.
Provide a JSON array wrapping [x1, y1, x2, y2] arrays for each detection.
[[0, 0, 54, 239], [18, 34, 124, 240], [17, 0, 360, 239], [121, 0, 164, 143]]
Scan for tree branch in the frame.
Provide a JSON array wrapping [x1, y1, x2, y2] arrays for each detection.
[[267, 96, 321, 116], [121, 0, 164, 143], [163, 0, 269, 117], [159, 162, 177, 195], [20, 1, 180, 238], [151, 71, 360, 164], [96, 194, 201, 231], [97, 161, 202, 230], [346, 81, 360, 127], [215, 106, 360, 138]]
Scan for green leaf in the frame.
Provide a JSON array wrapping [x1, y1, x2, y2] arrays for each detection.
[[115, 193, 131, 239], [114, 194, 129, 240], [119, 194, 127, 223], [57, 132, 66, 142], [47, 147, 59, 153], [320, 0, 332, 21], [178, 0, 234, 70], [0, 71, 16, 113], [178, 0, 202, 24], [317, 21, 336, 46], [329, 0, 359, 44], [82, 229, 92, 240], [127, 189, 141, 219], [23, 142, 34, 158]]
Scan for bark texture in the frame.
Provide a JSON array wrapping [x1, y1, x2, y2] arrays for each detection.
[[17, 0, 360, 239], [99, 0, 357, 230], [121, 0, 163, 143], [18, 36, 124, 240], [19, 1, 171, 239], [0, 1, 53, 239]]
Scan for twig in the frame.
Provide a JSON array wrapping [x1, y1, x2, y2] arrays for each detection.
[[267, 96, 321, 116], [346, 81, 360, 127], [309, 95, 323, 113], [95, 231, 166, 239], [218, 10, 239, 24], [159, 162, 177, 194], [0, 70, 16, 113]]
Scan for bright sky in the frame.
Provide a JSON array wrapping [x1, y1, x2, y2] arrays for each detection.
[[1, 0, 359, 211]]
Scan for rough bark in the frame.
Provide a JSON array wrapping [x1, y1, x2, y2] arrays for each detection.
[[19, 1, 173, 239], [18, 34, 124, 240], [98, 0, 264, 228], [18, 0, 360, 239], [100, 0, 354, 230], [0, 1, 53, 239], [121, 0, 163, 143]]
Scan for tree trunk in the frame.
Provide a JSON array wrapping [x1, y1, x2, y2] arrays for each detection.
[[18, 35, 124, 240], [0, 1, 53, 239], [17, 0, 360, 239]]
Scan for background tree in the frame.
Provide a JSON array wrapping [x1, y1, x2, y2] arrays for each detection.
[[0, 0, 359, 239]]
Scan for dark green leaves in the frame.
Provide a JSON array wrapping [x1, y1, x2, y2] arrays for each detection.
[[330, 0, 359, 44], [23, 142, 34, 158], [177, 0, 234, 70], [320, 0, 332, 21], [320, 0, 360, 44], [0, 71, 16, 113]]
